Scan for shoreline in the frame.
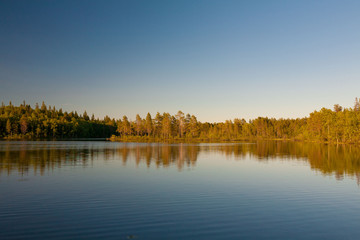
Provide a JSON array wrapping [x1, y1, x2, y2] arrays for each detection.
[[107, 135, 353, 146], [0, 136, 355, 146]]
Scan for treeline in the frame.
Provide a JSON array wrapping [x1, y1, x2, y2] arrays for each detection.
[[112, 111, 305, 142], [0, 101, 116, 139], [112, 98, 360, 144], [3, 99, 360, 143]]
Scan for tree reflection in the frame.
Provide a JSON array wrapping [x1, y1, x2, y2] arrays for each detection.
[[212, 141, 360, 183], [117, 143, 198, 170], [0, 142, 200, 175], [2, 141, 360, 183]]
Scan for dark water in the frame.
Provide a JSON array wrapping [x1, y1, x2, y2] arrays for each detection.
[[1, 141, 360, 240]]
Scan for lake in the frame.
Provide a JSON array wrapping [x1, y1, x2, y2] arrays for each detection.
[[1, 141, 360, 239]]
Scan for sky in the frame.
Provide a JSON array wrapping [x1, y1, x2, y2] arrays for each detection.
[[1, 0, 360, 122]]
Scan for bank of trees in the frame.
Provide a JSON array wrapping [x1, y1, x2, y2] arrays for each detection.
[[113, 111, 305, 141], [113, 99, 360, 144], [0, 101, 116, 139], [3, 99, 360, 143]]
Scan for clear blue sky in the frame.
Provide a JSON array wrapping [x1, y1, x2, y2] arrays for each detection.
[[1, 0, 360, 122]]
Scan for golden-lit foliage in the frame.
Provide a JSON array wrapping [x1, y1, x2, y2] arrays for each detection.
[[112, 100, 360, 144]]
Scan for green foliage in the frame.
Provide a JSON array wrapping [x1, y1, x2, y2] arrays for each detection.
[[0, 102, 116, 139], [4, 99, 360, 143]]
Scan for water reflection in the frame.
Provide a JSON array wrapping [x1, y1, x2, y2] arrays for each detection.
[[0, 142, 200, 175], [1, 141, 360, 182], [119, 143, 198, 170]]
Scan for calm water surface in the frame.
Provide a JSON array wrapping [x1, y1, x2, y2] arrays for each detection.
[[1, 141, 360, 239]]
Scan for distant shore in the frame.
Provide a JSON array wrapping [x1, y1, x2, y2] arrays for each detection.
[[2, 101, 360, 145], [107, 135, 353, 145]]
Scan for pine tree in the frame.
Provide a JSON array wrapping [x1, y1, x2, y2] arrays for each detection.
[[135, 114, 142, 136], [355, 98, 360, 112], [145, 113, 153, 136], [189, 115, 199, 138], [161, 113, 172, 138], [20, 116, 28, 135], [83, 111, 89, 121], [6, 119, 12, 136], [122, 116, 131, 135], [155, 112, 163, 137], [41, 101, 47, 111], [176, 111, 185, 138]]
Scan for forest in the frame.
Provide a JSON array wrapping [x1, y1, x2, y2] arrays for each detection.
[[0, 101, 116, 139], [2, 99, 360, 144]]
